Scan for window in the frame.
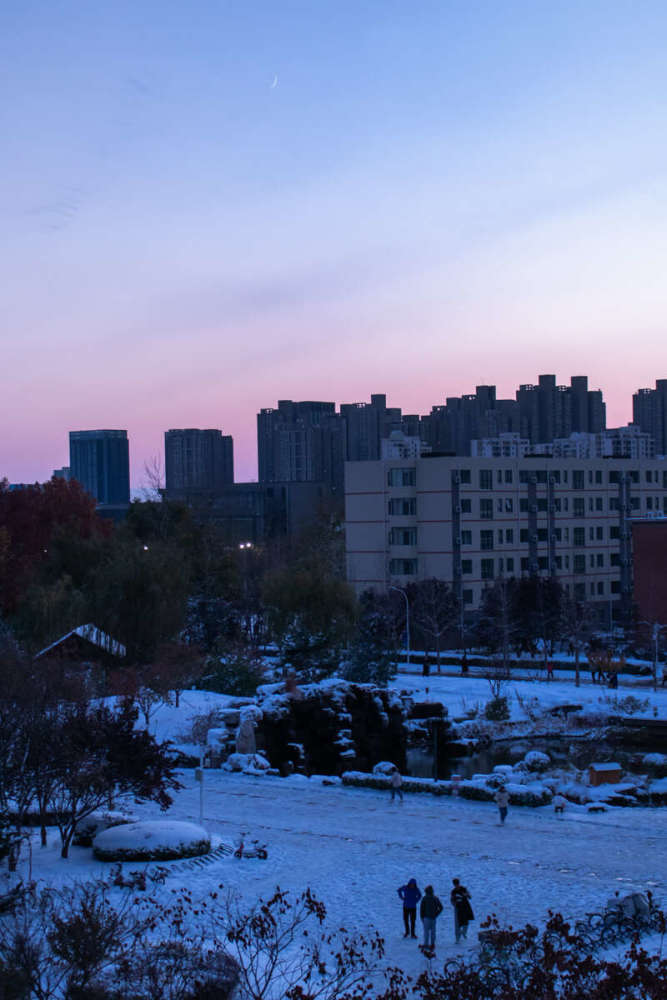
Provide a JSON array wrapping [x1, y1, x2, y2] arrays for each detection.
[[595, 471, 602, 484], [459, 469, 471, 484], [554, 527, 562, 541], [551, 471, 561, 484], [609, 497, 619, 511], [596, 553, 604, 567], [463, 589, 473, 604], [535, 470, 547, 484], [460, 498, 472, 513], [461, 530, 472, 545], [589, 526, 595, 541], [609, 470, 620, 484], [596, 526, 603, 540], [519, 470, 530, 484], [538, 556, 548, 570], [573, 527, 586, 546], [389, 558, 417, 575], [573, 470, 585, 489], [589, 553, 595, 568], [520, 498, 529, 513], [461, 559, 473, 574], [520, 529, 529, 543], [610, 553, 620, 566], [630, 470, 639, 484], [555, 556, 562, 569], [537, 498, 548, 512], [574, 497, 585, 516], [505, 528, 514, 543], [588, 497, 594, 511], [388, 498, 416, 516], [537, 528, 548, 542], [595, 497, 603, 511], [504, 470, 513, 484], [554, 498, 562, 512], [611, 580, 620, 594], [631, 496, 640, 510], [479, 469, 493, 490], [506, 557, 514, 572], [610, 525, 620, 539], [497, 469, 503, 484], [663, 470, 667, 489], [497, 529, 503, 544], [647, 470, 653, 483], [521, 557, 529, 572], [574, 583, 586, 600], [389, 527, 416, 546], [481, 558, 494, 580], [480, 530, 494, 550], [573, 554, 586, 574], [505, 498, 514, 512], [388, 468, 415, 487], [496, 498, 503, 513], [563, 497, 569, 512], [647, 497, 654, 510], [597, 581, 604, 595], [480, 498, 493, 519]]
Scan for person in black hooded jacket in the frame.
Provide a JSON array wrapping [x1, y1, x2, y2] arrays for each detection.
[[419, 885, 443, 951]]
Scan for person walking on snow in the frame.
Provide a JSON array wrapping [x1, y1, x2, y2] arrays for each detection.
[[450, 878, 474, 943], [419, 885, 443, 952], [398, 877, 422, 938], [390, 767, 403, 802], [495, 786, 509, 825]]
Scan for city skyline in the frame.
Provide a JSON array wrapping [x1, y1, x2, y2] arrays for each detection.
[[4, 2, 667, 486], [4, 373, 666, 490]]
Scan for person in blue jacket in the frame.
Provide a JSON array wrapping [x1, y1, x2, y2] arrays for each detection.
[[397, 877, 422, 938]]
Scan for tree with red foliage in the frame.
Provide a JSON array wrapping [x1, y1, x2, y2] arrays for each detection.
[[0, 477, 110, 616]]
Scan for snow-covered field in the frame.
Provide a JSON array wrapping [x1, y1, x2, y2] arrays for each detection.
[[9, 671, 667, 978]]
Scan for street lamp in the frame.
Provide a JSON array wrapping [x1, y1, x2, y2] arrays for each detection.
[[389, 585, 410, 668]]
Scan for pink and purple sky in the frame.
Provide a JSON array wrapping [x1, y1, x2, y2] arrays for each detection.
[[2, 1, 666, 487]]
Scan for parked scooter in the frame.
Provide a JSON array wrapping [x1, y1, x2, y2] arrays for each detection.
[[234, 831, 268, 860]]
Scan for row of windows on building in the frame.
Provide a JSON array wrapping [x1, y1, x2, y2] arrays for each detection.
[[389, 525, 626, 547], [387, 467, 667, 489], [388, 495, 667, 517]]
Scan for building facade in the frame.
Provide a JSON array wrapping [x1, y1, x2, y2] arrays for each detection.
[[345, 455, 667, 611], [633, 380, 667, 455], [69, 430, 130, 505], [164, 428, 233, 496]]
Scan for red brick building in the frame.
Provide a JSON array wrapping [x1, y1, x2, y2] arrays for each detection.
[[632, 518, 667, 625]]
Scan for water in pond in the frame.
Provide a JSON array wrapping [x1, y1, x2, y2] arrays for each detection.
[[407, 739, 655, 781]]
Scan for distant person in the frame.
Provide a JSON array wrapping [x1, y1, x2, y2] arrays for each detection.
[[495, 786, 509, 825], [450, 878, 474, 943], [422, 652, 431, 677], [419, 884, 443, 952], [461, 652, 469, 676], [546, 661, 554, 681], [398, 877, 422, 938], [390, 767, 403, 802]]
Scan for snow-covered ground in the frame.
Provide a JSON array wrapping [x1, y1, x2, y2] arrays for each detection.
[[9, 674, 667, 979]]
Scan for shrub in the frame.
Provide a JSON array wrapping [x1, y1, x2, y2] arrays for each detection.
[[93, 821, 211, 862], [484, 696, 510, 721]]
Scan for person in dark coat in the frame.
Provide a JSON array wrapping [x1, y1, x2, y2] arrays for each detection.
[[397, 877, 422, 938], [450, 878, 474, 943], [419, 885, 443, 951]]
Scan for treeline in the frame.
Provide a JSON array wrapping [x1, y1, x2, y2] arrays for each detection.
[[1, 478, 612, 695]]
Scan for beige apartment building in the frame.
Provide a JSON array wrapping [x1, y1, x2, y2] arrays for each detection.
[[345, 455, 667, 612]]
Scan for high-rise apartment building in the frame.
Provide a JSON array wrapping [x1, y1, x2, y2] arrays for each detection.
[[345, 454, 667, 612], [517, 375, 606, 443], [69, 430, 130, 505], [633, 380, 667, 455], [164, 429, 233, 496]]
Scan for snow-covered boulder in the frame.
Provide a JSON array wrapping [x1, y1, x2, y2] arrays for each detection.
[[224, 752, 271, 775], [93, 821, 211, 862], [373, 761, 398, 776], [521, 751, 551, 772]]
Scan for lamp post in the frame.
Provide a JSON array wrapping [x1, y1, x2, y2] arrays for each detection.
[[389, 585, 410, 668]]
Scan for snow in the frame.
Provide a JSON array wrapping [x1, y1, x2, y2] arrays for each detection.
[[93, 820, 210, 855], [8, 672, 667, 980]]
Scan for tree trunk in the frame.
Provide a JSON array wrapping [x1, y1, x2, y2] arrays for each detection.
[[575, 648, 580, 688], [40, 823, 47, 847]]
